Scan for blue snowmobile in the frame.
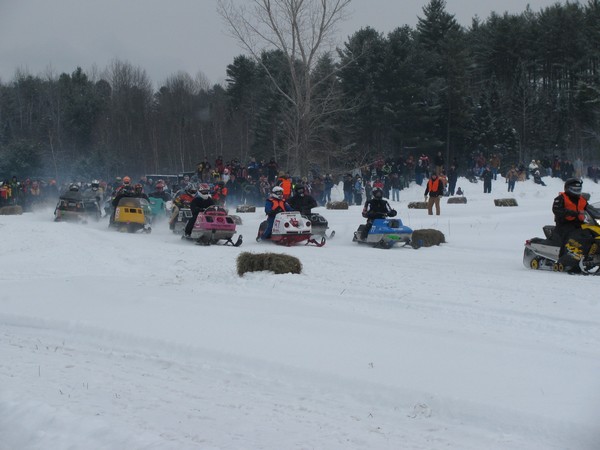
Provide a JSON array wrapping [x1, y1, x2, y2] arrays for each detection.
[[353, 214, 413, 249]]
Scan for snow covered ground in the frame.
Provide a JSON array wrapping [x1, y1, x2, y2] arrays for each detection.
[[1, 175, 600, 450]]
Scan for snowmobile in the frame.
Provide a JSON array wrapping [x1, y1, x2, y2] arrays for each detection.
[[109, 197, 152, 233], [353, 215, 413, 249], [182, 205, 242, 246], [523, 213, 600, 274], [171, 206, 192, 235], [147, 196, 168, 222], [256, 211, 326, 247], [305, 212, 335, 240], [54, 190, 101, 223]]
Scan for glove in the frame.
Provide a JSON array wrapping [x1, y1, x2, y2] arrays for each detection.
[[362, 211, 368, 218], [388, 209, 397, 217]]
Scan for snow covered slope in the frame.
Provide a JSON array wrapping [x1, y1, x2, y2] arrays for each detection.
[[1, 176, 599, 450]]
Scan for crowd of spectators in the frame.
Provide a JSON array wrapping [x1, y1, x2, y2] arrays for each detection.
[[3, 152, 600, 211]]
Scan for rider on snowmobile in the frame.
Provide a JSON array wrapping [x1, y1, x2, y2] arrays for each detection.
[[132, 183, 149, 200], [360, 187, 397, 239], [148, 180, 171, 202], [287, 184, 318, 216], [169, 183, 197, 230], [552, 178, 600, 270], [261, 186, 293, 240], [184, 183, 215, 237]]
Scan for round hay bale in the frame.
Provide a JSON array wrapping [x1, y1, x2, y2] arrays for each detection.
[[237, 252, 302, 276], [0, 205, 23, 215], [236, 205, 256, 213], [326, 201, 348, 210], [411, 229, 446, 249], [408, 201, 428, 209], [447, 196, 467, 204], [494, 198, 518, 207]]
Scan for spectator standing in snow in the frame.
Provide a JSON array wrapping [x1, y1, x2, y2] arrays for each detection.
[[323, 174, 334, 204], [343, 174, 354, 204], [424, 173, 444, 216], [447, 164, 458, 196], [353, 176, 364, 205], [505, 165, 519, 192], [481, 166, 493, 193]]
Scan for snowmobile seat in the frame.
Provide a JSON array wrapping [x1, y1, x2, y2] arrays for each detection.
[[529, 236, 557, 247]]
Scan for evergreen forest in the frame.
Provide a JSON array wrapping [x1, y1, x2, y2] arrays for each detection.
[[1, 0, 599, 180]]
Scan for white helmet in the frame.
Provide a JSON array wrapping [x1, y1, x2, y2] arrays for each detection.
[[198, 183, 211, 200], [272, 186, 284, 199]]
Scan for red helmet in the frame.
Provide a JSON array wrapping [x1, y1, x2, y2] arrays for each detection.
[[155, 181, 165, 191]]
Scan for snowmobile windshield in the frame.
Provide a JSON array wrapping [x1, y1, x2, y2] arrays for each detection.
[[116, 197, 150, 208], [60, 191, 83, 201], [588, 202, 600, 223]]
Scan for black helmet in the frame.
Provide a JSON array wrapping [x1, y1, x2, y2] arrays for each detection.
[[69, 183, 79, 192], [372, 187, 383, 199], [294, 185, 305, 196], [186, 183, 197, 195], [564, 178, 582, 197]]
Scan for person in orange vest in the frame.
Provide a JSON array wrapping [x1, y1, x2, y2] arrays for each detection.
[[424, 172, 444, 216], [261, 186, 293, 240], [276, 172, 292, 200], [212, 180, 228, 206], [552, 178, 600, 270]]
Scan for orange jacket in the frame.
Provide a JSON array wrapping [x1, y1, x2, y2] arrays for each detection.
[[277, 177, 292, 198], [561, 192, 587, 223]]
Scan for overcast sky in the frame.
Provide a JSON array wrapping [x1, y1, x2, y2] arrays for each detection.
[[0, 0, 569, 88]]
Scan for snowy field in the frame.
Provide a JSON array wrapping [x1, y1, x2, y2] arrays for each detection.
[[1, 175, 600, 450]]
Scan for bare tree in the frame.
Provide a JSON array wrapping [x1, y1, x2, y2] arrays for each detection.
[[218, 0, 351, 176]]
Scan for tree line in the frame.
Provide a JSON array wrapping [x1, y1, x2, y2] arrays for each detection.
[[1, 0, 599, 181]]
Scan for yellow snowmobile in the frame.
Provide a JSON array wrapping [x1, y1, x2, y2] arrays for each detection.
[[110, 197, 152, 233]]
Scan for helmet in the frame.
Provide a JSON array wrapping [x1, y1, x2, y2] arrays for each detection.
[[186, 183, 197, 195], [198, 183, 211, 199], [134, 183, 143, 193], [91, 179, 99, 188], [69, 183, 79, 192], [155, 181, 165, 192], [294, 185, 305, 196], [564, 178, 582, 197], [372, 187, 383, 199], [272, 186, 284, 199], [123, 176, 131, 185]]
